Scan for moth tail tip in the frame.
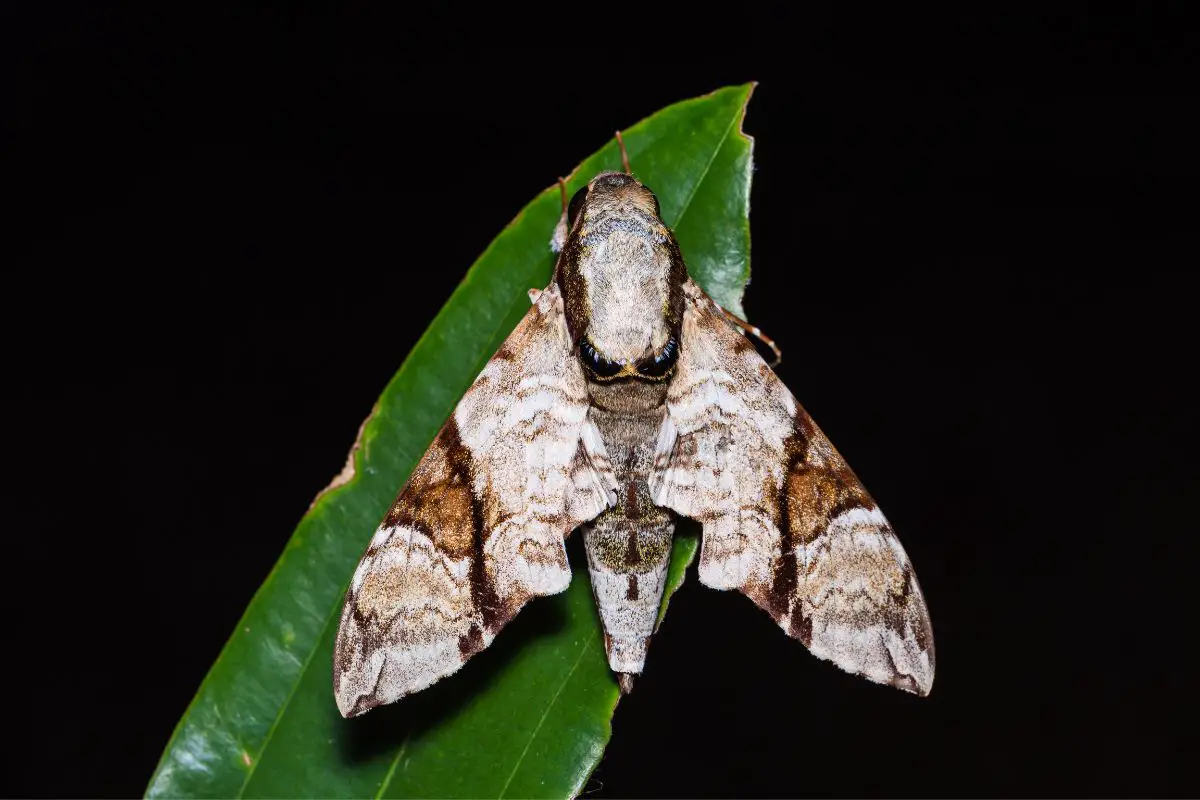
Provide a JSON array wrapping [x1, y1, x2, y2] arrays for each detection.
[[616, 673, 637, 694]]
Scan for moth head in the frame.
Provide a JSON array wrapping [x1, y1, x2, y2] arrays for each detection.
[[567, 171, 661, 229], [554, 171, 686, 382]]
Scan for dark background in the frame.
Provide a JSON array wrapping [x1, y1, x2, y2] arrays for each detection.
[[5, 5, 1197, 798]]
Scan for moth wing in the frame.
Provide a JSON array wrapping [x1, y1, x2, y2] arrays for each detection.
[[334, 284, 618, 717], [650, 280, 935, 695]]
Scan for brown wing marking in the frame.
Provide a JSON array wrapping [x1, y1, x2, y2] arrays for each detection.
[[652, 280, 935, 696], [333, 284, 617, 717]]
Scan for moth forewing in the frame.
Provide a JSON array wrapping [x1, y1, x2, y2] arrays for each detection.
[[332, 284, 617, 718], [653, 280, 935, 695], [334, 167, 934, 718]]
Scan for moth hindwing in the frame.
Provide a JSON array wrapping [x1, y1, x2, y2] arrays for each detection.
[[333, 169, 934, 717]]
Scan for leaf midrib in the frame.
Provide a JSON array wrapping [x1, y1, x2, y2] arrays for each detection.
[[236, 603, 341, 795], [671, 109, 741, 228], [371, 121, 739, 799], [371, 288, 542, 799], [495, 630, 595, 800], [373, 731, 412, 800], [234, 108, 742, 798]]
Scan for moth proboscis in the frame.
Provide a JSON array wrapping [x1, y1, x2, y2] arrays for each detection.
[[332, 143, 934, 718]]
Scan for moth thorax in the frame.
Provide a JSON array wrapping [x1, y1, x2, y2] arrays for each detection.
[[579, 233, 674, 363]]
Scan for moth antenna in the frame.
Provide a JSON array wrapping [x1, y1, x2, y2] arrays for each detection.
[[615, 130, 632, 175], [720, 306, 783, 367], [558, 176, 569, 215]]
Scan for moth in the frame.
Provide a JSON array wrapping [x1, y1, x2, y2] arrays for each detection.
[[333, 142, 934, 718]]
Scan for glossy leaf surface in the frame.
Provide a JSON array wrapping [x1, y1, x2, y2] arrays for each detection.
[[147, 83, 755, 799]]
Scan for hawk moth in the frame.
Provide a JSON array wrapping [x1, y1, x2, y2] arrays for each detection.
[[333, 158, 935, 718]]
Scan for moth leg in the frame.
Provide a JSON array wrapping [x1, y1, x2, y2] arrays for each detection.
[[718, 305, 783, 367]]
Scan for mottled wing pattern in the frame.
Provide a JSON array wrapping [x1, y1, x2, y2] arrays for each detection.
[[334, 284, 619, 717], [650, 280, 935, 695]]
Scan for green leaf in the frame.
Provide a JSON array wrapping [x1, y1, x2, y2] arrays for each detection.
[[148, 83, 755, 800]]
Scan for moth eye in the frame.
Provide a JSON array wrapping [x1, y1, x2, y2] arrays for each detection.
[[636, 335, 679, 379], [579, 337, 624, 378], [567, 186, 589, 228]]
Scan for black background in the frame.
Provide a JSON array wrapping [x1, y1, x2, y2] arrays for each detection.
[[6, 5, 1197, 798]]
